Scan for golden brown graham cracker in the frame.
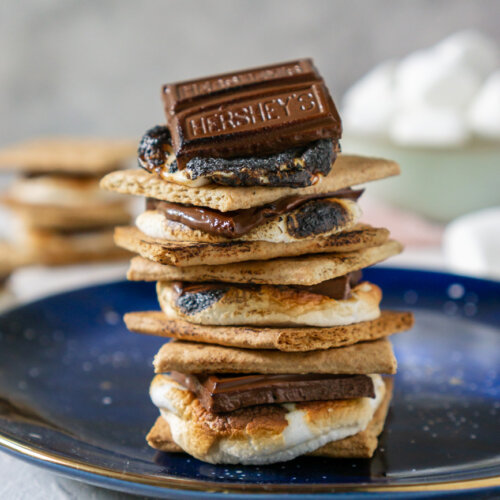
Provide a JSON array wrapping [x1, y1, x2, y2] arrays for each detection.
[[125, 226, 389, 282], [23, 228, 131, 266], [147, 378, 393, 459], [154, 339, 397, 375], [0, 138, 136, 174], [124, 310, 413, 352], [101, 154, 400, 211], [116, 226, 400, 268], [3, 197, 131, 231], [0, 241, 33, 276]]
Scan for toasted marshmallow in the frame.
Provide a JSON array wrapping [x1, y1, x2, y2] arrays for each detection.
[[136, 198, 362, 244], [157, 281, 382, 327], [150, 374, 385, 465]]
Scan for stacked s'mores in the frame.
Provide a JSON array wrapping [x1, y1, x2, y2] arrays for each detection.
[[0, 138, 135, 265], [101, 60, 414, 465]]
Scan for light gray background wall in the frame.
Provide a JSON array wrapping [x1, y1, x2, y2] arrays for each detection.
[[1, 0, 499, 145]]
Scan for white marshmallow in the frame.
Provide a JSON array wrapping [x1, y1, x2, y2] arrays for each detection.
[[435, 30, 499, 79], [395, 48, 482, 110], [342, 61, 397, 136], [443, 208, 500, 279], [468, 71, 500, 139], [389, 107, 468, 147]]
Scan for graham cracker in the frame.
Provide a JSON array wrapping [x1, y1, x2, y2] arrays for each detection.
[[153, 338, 397, 375], [100, 154, 400, 211], [23, 228, 131, 266], [0, 138, 136, 174], [125, 310, 413, 351], [3, 197, 131, 230], [126, 234, 393, 282], [0, 241, 33, 275], [116, 225, 400, 268], [146, 378, 393, 459]]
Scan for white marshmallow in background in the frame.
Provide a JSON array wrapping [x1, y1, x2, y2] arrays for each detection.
[[469, 71, 500, 139], [436, 30, 499, 79], [389, 107, 468, 147], [395, 48, 482, 111], [342, 61, 397, 136], [342, 30, 500, 146], [443, 208, 500, 280]]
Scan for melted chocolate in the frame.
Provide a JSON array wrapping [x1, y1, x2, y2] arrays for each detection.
[[147, 188, 363, 239], [170, 372, 375, 413], [172, 272, 362, 309]]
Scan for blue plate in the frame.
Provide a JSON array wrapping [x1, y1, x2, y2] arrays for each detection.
[[0, 268, 499, 499]]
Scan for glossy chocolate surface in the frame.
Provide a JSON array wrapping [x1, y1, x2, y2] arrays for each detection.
[[161, 59, 342, 167], [147, 188, 363, 239], [163, 59, 319, 116], [170, 371, 375, 413]]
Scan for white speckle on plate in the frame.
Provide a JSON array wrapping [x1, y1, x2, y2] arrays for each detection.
[[82, 361, 93, 372], [464, 302, 478, 316], [447, 283, 465, 299], [104, 310, 120, 325], [443, 301, 458, 315], [23, 329, 35, 340], [403, 290, 418, 304]]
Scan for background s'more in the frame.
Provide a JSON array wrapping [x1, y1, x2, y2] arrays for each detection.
[[101, 59, 414, 465], [0, 138, 135, 265]]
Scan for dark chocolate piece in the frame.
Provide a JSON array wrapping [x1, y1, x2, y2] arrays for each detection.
[[162, 60, 341, 167], [296, 270, 362, 300], [147, 187, 363, 239], [170, 372, 375, 413], [163, 59, 320, 116]]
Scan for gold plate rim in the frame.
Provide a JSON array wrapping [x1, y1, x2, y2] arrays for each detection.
[[1, 432, 499, 494]]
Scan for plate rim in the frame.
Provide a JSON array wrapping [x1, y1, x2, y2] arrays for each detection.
[[1, 267, 499, 496], [1, 434, 499, 495]]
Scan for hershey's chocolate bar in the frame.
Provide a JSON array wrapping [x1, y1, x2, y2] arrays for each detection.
[[163, 59, 319, 116], [170, 372, 375, 413], [161, 60, 342, 167]]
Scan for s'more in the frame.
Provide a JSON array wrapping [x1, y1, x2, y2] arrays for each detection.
[[0, 138, 136, 265], [101, 59, 414, 464]]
